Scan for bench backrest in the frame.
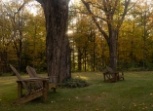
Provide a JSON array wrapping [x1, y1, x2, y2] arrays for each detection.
[[106, 66, 114, 73], [26, 66, 39, 78], [9, 64, 29, 92]]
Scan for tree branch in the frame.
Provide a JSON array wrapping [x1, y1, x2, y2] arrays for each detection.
[[17, 0, 30, 13], [70, 7, 107, 22], [35, 0, 43, 4], [81, 0, 109, 42], [111, 0, 119, 15], [117, 0, 131, 30]]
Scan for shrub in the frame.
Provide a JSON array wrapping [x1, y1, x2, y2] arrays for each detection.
[[61, 78, 89, 88]]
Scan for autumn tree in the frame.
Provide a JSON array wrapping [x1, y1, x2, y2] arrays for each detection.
[[74, 17, 94, 71], [0, 1, 12, 74], [24, 4, 46, 70], [68, 2, 104, 71], [73, 17, 103, 71], [35, 0, 71, 83], [134, 1, 153, 69], [3, 0, 32, 70], [115, 0, 153, 70], [81, 0, 130, 71]]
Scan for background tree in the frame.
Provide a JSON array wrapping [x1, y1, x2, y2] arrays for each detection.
[[1, 0, 153, 75], [24, 4, 46, 71], [117, 0, 153, 70], [0, 1, 12, 74], [0, 0, 46, 73], [81, 0, 131, 71], [3, 0, 31, 70], [68, 2, 105, 71]]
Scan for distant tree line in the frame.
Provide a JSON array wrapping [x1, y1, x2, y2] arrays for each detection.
[[0, 0, 153, 75]]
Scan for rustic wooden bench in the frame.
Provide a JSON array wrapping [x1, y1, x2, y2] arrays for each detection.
[[10, 64, 49, 104], [103, 66, 124, 82]]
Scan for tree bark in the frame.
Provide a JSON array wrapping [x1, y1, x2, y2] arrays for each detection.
[[108, 31, 118, 71], [78, 48, 82, 71], [36, 0, 71, 83]]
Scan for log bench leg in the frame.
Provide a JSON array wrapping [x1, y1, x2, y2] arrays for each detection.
[[17, 82, 23, 98], [42, 80, 49, 102]]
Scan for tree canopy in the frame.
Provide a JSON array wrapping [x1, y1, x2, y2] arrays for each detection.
[[1, 0, 153, 75]]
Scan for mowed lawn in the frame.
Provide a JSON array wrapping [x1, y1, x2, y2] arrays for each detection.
[[1, 71, 153, 111]]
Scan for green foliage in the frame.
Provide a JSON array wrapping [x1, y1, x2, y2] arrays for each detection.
[[69, 0, 153, 71], [0, 1, 46, 72], [61, 78, 89, 88]]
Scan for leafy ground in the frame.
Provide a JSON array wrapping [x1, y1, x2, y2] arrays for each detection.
[[1, 71, 153, 111]]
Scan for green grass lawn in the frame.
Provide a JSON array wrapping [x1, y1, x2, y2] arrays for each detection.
[[1, 71, 153, 111]]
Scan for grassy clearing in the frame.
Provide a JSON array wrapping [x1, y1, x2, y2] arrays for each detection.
[[1, 72, 153, 111]]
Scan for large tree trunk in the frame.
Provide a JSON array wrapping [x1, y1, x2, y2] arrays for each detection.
[[39, 0, 71, 83]]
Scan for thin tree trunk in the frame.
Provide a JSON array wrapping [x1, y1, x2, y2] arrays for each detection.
[[84, 49, 87, 72], [78, 48, 82, 71]]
